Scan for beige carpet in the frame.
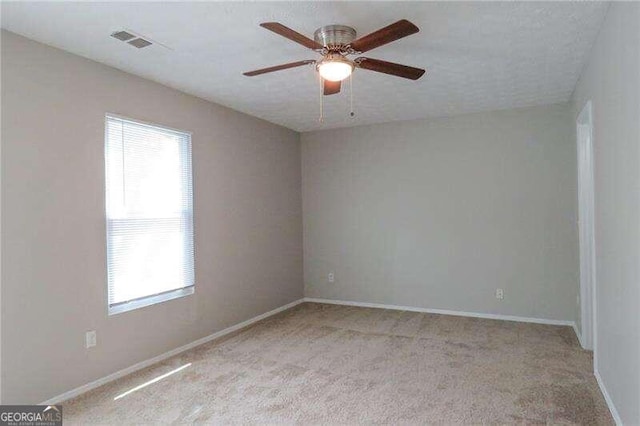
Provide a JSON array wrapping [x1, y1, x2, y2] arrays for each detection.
[[64, 303, 613, 424]]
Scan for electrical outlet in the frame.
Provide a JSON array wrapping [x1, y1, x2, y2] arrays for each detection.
[[86, 330, 97, 348], [328, 272, 335, 283], [495, 288, 504, 300]]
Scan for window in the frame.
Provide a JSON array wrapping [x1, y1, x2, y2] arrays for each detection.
[[105, 115, 194, 315]]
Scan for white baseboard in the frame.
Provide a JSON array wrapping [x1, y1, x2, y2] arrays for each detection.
[[573, 323, 585, 348], [594, 369, 623, 426], [40, 298, 305, 405], [304, 297, 576, 327]]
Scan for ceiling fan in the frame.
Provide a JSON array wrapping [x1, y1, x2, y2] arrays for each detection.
[[243, 20, 425, 96]]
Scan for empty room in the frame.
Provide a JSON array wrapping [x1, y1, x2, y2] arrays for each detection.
[[1, 1, 639, 424]]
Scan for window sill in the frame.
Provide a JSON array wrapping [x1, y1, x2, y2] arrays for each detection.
[[108, 286, 194, 315]]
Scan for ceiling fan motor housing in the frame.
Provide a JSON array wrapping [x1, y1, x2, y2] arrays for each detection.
[[314, 25, 357, 50]]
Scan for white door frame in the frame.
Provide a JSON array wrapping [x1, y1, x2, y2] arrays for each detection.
[[576, 101, 596, 351]]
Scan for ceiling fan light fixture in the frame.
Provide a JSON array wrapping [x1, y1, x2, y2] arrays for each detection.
[[317, 55, 354, 82]]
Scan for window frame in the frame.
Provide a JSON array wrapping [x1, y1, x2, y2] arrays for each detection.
[[104, 113, 195, 316]]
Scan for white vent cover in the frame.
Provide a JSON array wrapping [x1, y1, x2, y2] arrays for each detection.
[[110, 29, 153, 49], [110, 30, 135, 42], [128, 38, 152, 48]]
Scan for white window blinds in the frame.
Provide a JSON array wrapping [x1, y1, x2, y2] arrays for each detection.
[[105, 115, 194, 314]]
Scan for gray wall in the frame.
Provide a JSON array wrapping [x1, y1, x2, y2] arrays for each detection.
[[302, 104, 579, 322], [571, 3, 640, 424], [1, 31, 303, 404]]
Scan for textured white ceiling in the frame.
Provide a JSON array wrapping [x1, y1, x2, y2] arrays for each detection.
[[1, 2, 608, 132]]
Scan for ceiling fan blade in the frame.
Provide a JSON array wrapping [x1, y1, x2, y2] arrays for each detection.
[[260, 22, 323, 50], [356, 57, 425, 80], [350, 20, 419, 53], [243, 60, 315, 76], [323, 79, 341, 95]]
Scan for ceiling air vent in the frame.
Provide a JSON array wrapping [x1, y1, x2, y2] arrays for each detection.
[[127, 38, 152, 49], [110, 30, 154, 49], [110, 31, 135, 42]]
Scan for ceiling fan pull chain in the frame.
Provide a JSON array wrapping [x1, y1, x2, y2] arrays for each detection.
[[318, 72, 324, 123], [349, 73, 355, 118]]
